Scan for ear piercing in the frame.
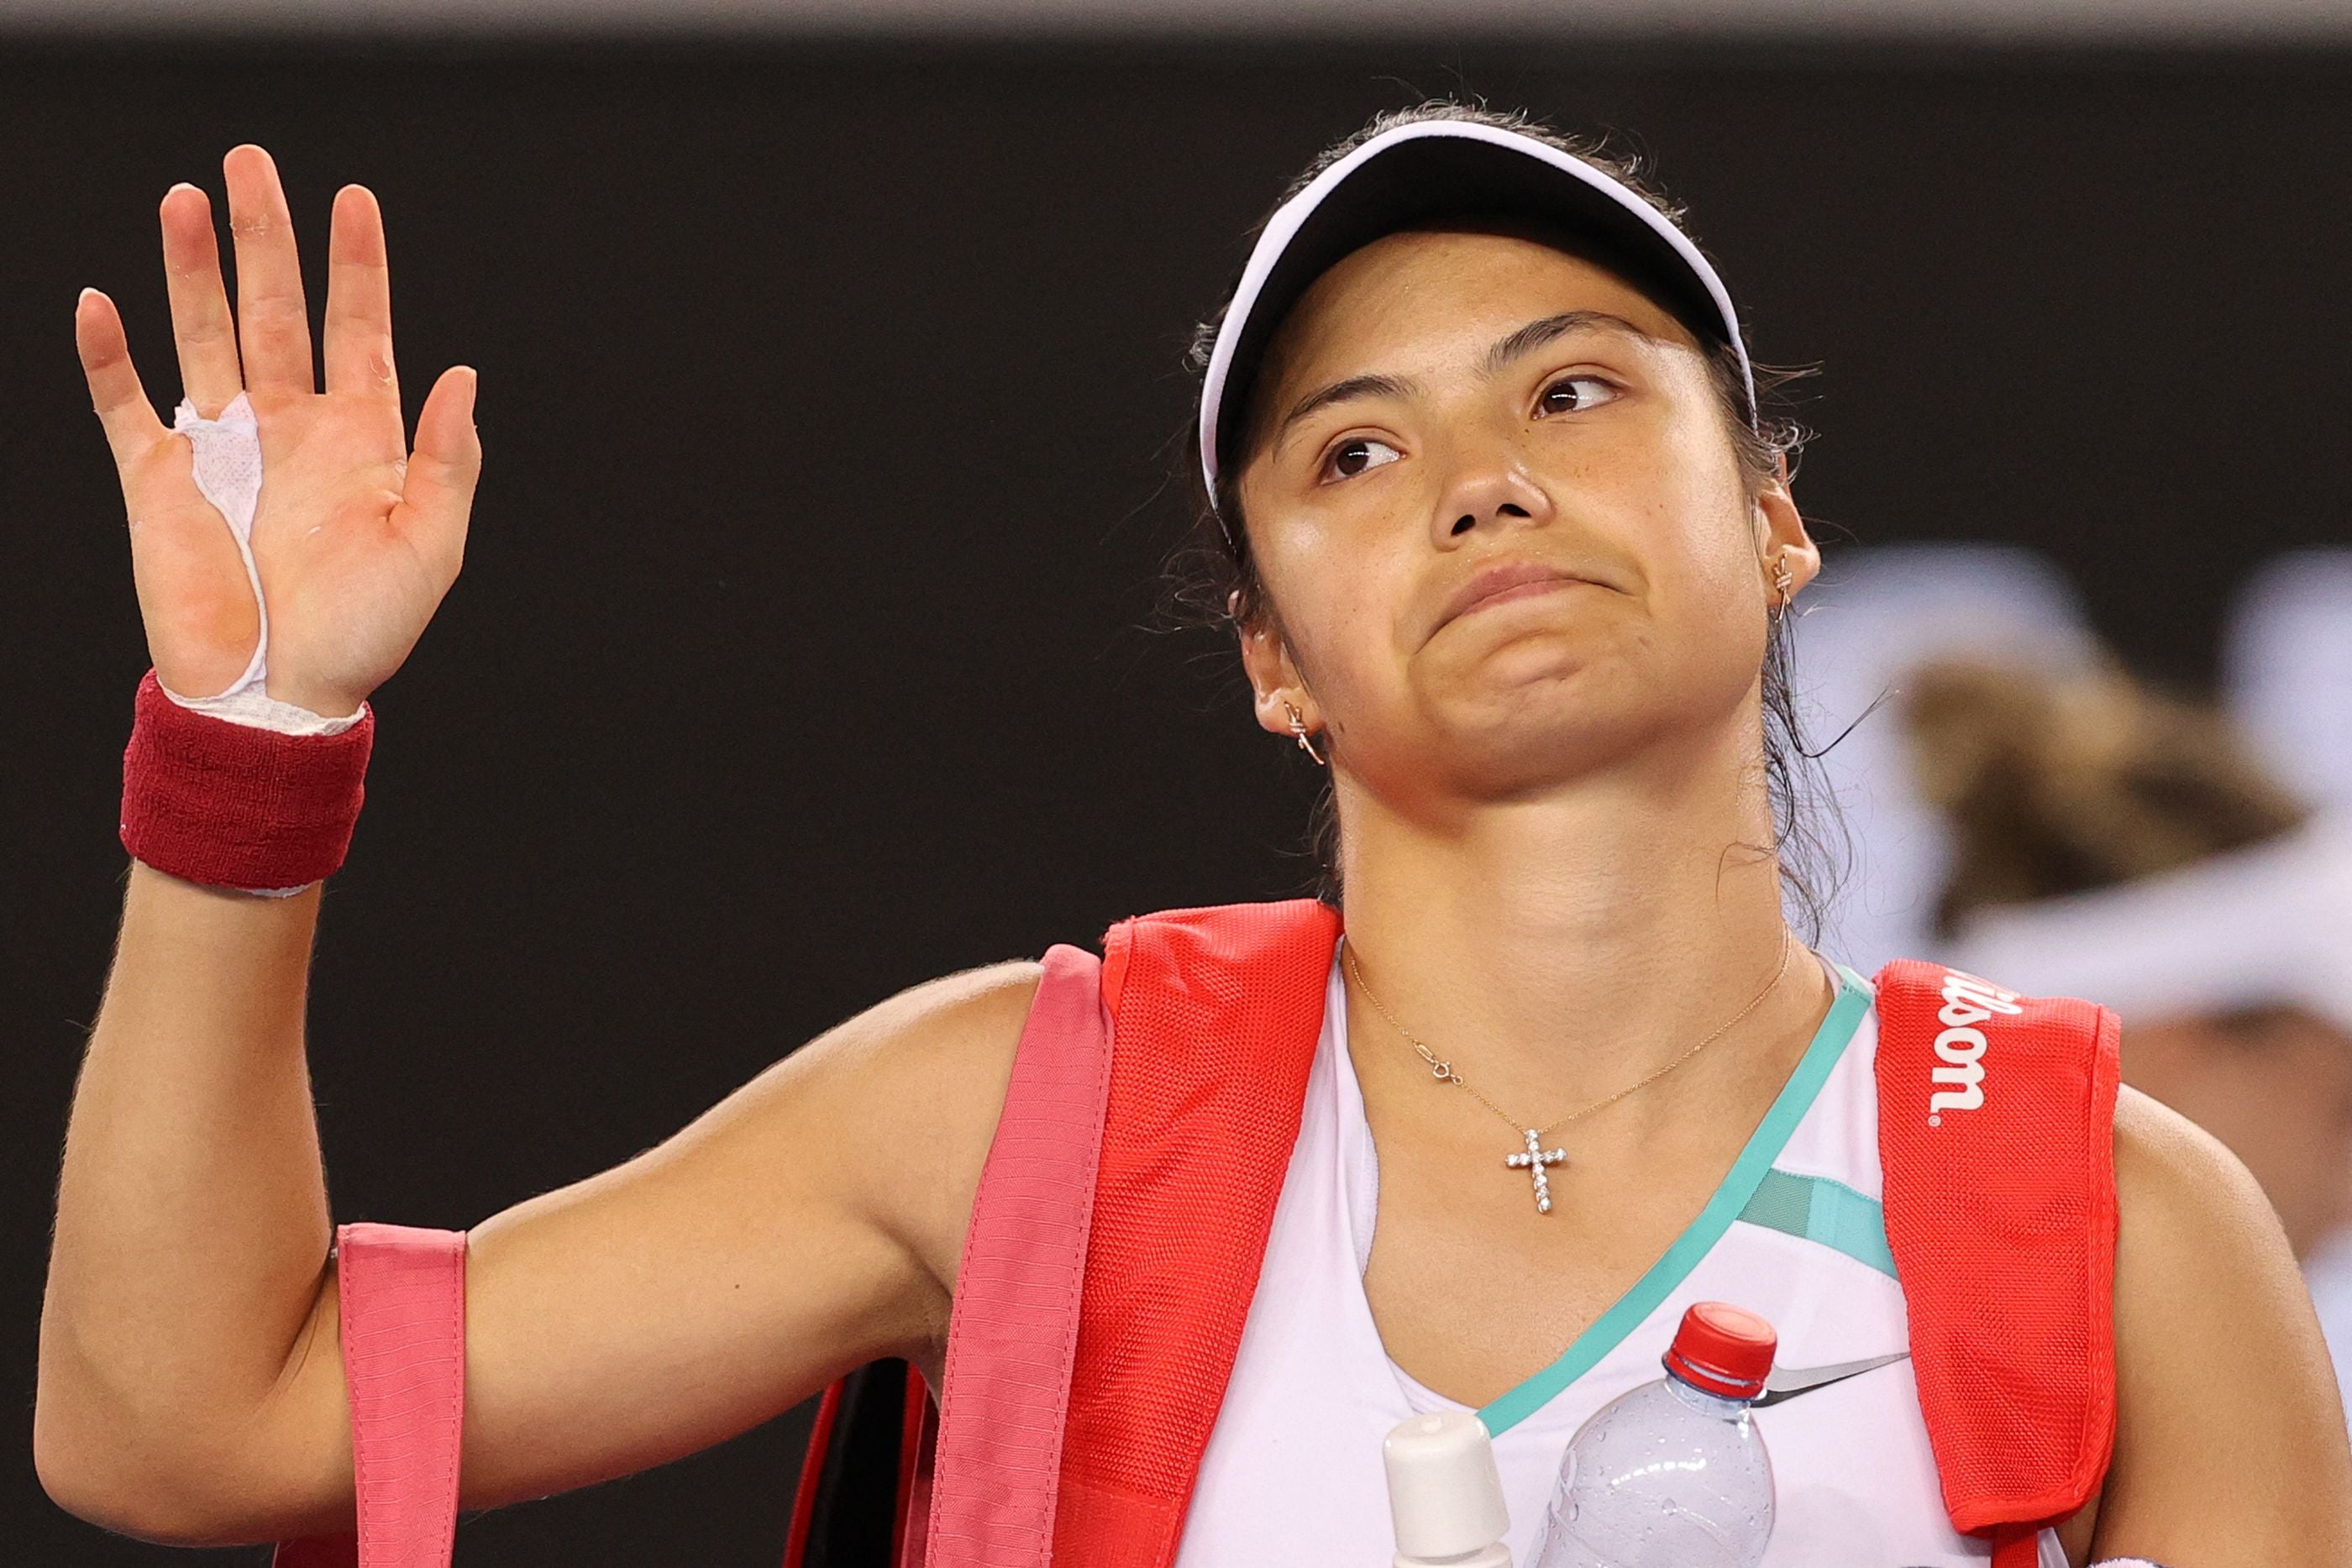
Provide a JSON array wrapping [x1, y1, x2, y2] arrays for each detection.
[[1284, 700, 1328, 766]]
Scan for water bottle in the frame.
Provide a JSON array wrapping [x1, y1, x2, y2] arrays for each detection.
[[1528, 1301, 1777, 1568], [1384, 1408, 1514, 1567]]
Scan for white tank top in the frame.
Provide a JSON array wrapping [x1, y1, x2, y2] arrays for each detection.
[[1173, 952, 2070, 1568]]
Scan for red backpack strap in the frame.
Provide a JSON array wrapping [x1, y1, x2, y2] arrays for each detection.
[[1991, 1527, 2045, 1568], [272, 1222, 469, 1568], [1874, 959, 2122, 1544], [783, 1378, 847, 1566], [918, 941, 1115, 1568], [895, 1368, 937, 1568], [1053, 899, 1342, 1568], [783, 1360, 932, 1567]]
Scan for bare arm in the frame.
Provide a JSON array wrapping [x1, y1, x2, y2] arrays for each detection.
[[2083, 1084, 2352, 1563], [37, 870, 337, 1535], [40, 862, 1033, 1544], [37, 141, 1034, 1545]]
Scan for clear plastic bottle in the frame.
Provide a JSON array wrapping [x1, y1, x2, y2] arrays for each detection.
[[1527, 1302, 1778, 1568]]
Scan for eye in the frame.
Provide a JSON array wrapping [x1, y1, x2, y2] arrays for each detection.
[[1321, 436, 1403, 482], [1536, 375, 1620, 417]]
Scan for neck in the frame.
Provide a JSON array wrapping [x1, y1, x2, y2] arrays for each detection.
[[1333, 716, 1833, 1118]]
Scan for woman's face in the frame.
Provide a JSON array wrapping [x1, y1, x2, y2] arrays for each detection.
[[1231, 227, 1816, 807]]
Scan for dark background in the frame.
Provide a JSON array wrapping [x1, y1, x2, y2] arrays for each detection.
[[6, 33, 2348, 1563]]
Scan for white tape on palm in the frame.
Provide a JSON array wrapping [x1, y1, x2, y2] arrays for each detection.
[[165, 391, 360, 737]]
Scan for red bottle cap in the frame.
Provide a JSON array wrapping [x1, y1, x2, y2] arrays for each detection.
[[1662, 1301, 1777, 1399]]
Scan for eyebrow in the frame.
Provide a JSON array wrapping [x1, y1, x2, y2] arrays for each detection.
[[1271, 310, 1663, 452]]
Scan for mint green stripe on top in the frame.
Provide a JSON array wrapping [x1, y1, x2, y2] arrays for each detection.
[[1737, 1168, 1897, 1279], [1478, 962, 1874, 1437]]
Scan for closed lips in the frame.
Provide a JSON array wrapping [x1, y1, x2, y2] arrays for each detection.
[[1438, 562, 1593, 629]]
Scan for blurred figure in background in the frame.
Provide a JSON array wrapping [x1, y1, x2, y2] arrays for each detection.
[[1783, 542, 2097, 972], [1903, 658, 2352, 1398], [2225, 548, 2352, 818]]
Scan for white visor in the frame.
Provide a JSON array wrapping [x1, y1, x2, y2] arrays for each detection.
[[1196, 118, 1756, 504]]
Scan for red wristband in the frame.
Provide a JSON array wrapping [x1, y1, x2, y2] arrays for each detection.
[[119, 669, 375, 891]]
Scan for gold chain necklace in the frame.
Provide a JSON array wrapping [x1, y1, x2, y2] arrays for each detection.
[[1340, 928, 1794, 1214]]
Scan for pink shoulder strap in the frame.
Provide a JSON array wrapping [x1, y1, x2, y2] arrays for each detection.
[[922, 942, 1114, 1568], [273, 1221, 469, 1568]]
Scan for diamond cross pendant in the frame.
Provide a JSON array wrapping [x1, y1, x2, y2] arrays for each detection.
[[1504, 1128, 1567, 1214]]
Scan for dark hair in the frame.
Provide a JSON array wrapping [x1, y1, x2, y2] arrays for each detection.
[[1158, 100, 1843, 941], [1903, 657, 2309, 937]]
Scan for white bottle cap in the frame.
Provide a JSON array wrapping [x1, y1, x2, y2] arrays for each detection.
[[1383, 1408, 1513, 1567]]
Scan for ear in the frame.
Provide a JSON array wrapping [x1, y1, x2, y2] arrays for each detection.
[[1231, 592, 1320, 741], [1751, 451, 1820, 605]]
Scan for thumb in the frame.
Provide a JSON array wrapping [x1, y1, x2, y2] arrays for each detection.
[[396, 364, 481, 583]]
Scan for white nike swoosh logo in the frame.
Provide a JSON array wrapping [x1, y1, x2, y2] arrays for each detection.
[[1751, 1350, 1912, 1408]]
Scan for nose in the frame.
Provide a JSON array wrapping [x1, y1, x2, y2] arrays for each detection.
[[1429, 440, 1556, 548]]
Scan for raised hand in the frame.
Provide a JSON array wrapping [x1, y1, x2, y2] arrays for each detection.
[[75, 144, 480, 716]]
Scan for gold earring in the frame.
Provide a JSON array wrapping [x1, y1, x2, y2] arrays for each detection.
[[1771, 550, 1795, 611], [1284, 700, 1328, 766]]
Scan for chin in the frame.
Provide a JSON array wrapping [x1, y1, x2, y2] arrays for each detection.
[[1432, 615, 1599, 678], [1435, 695, 1643, 797], [1431, 655, 1739, 790], [1436, 629, 1614, 723]]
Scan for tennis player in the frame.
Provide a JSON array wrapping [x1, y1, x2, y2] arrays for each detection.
[[39, 104, 2352, 1565]]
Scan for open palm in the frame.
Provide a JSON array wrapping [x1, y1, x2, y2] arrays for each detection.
[[75, 144, 480, 717]]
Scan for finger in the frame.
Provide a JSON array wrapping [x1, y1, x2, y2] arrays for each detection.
[[323, 184, 399, 405], [222, 144, 315, 396], [158, 182, 244, 417], [74, 288, 171, 474], [395, 365, 480, 582]]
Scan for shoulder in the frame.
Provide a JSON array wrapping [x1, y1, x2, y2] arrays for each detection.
[[797, 957, 1044, 1089], [2107, 1083, 2324, 1374], [2111, 1083, 2291, 1274], [2093, 1084, 2352, 1558], [2108, 1082, 2318, 1341], [752, 957, 1046, 1303]]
